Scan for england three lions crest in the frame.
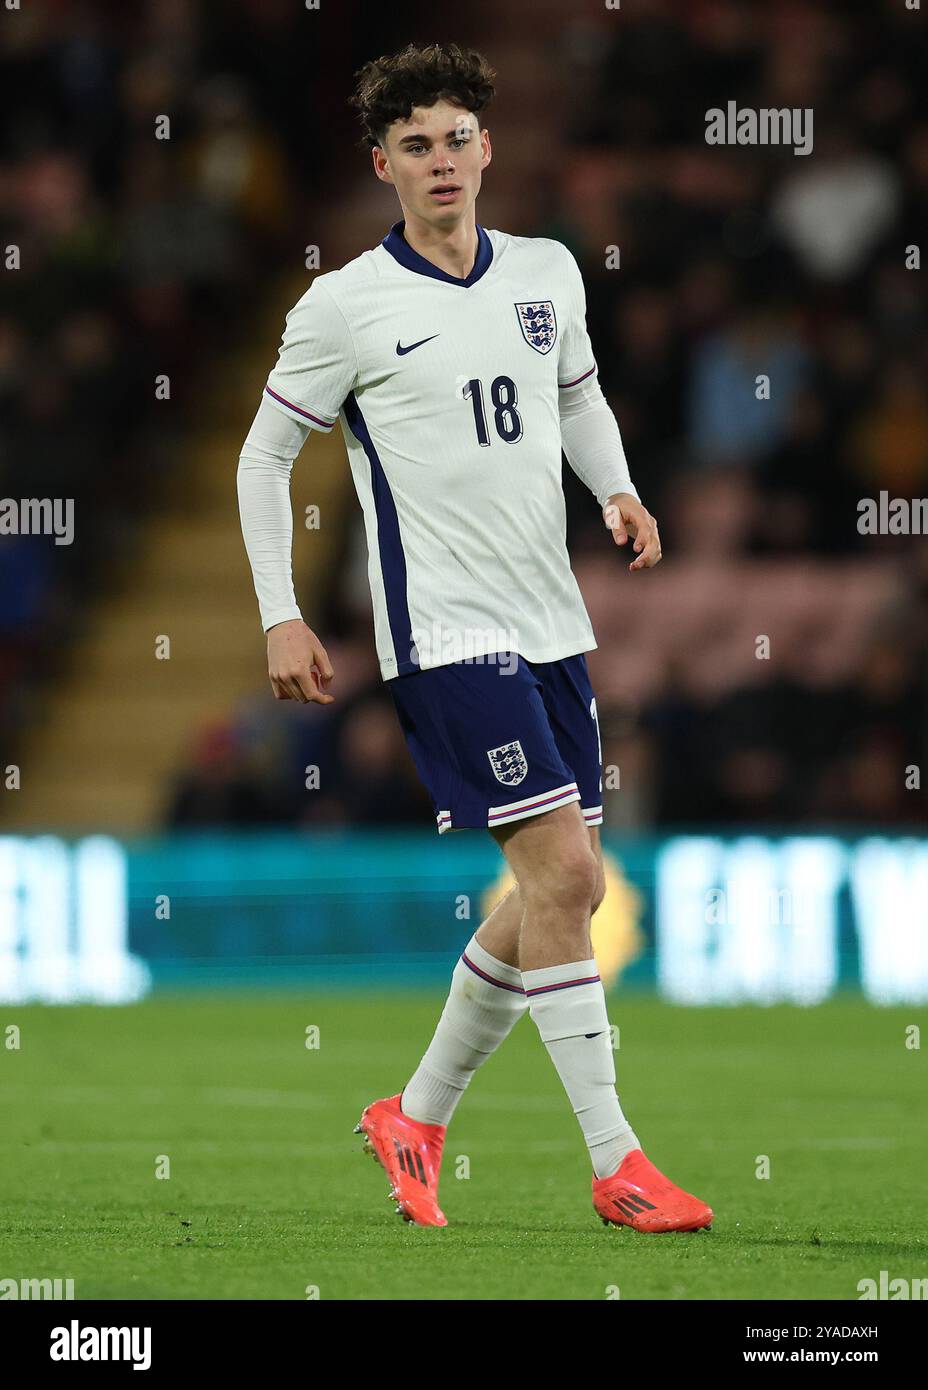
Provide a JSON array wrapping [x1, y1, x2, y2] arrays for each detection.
[[515, 301, 557, 355], [487, 740, 528, 787]]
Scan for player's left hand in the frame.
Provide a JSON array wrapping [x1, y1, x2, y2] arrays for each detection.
[[603, 492, 662, 571]]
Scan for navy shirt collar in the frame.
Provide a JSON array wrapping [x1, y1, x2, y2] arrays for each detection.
[[381, 219, 493, 287]]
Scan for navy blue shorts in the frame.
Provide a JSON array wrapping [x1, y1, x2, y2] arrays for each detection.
[[388, 652, 603, 835]]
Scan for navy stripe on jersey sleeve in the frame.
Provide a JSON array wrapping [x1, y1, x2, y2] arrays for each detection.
[[263, 385, 337, 430]]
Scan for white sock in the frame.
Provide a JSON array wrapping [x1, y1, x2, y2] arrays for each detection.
[[401, 934, 528, 1126], [522, 958, 640, 1179]]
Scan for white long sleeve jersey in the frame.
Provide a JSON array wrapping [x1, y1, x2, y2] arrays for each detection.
[[238, 220, 639, 680]]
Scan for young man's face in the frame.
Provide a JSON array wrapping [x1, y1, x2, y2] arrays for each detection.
[[373, 98, 491, 227]]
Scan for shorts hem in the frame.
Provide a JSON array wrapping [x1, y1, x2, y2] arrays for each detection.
[[487, 782, 580, 829]]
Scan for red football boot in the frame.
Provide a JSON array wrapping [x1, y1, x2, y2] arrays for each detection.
[[593, 1148, 713, 1233], [354, 1092, 448, 1227]]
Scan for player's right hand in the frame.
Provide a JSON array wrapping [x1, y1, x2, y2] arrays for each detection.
[[266, 619, 335, 704]]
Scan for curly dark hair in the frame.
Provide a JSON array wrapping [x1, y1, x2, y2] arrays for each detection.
[[349, 41, 496, 151]]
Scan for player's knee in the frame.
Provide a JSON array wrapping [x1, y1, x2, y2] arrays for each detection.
[[531, 842, 598, 914], [590, 863, 606, 915]]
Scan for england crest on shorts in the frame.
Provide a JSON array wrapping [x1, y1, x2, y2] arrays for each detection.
[[515, 301, 557, 355], [487, 740, 528, 787]]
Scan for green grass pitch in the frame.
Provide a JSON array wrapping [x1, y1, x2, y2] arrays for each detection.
[[1, 993, 925, 1300]]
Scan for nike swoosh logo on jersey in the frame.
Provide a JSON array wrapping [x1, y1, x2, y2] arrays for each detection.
[[396, 334, 440, 355]]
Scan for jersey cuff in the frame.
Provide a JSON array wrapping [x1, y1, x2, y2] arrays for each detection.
[[558, 364, 597, 390], [264, 385, 337, 431], [263, 604, 304, 633]]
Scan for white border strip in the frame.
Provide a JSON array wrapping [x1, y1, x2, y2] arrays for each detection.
[[487, 782, 580, 828]]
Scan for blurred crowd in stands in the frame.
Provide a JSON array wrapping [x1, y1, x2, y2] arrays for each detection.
[[3, 2, 926, 831], [0, 0, 397, 737]]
